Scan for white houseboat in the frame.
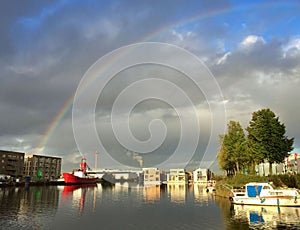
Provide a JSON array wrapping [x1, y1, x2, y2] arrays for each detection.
[[167, 169, 188, 184], [193, 168, 208, 184], [143, 168, 161, 185]]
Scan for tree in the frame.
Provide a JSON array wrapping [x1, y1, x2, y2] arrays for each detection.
[[218, 135, 235, 176], [246, 108, 294, 175], [218, 121, 248, 175]]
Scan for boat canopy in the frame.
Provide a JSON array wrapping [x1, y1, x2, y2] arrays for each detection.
[[247, 185, 262, 197]]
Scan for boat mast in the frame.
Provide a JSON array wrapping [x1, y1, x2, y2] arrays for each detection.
[[80, 157, 87, 174]]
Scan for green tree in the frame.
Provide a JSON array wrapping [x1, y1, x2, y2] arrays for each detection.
[[218, 135, 235, 175], [218, 121, 248, 175], [246, 108, 294, 175]]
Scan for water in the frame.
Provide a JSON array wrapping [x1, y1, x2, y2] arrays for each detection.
[[1, 184, 300, 230]]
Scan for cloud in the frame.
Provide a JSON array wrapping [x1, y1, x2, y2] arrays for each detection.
[[210, 34, 300, 152], [0, 1, 300, 172], [240, 35, 265, 48]]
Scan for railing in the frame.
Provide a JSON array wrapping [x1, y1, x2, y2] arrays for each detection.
[[221, 183, 233, 191]]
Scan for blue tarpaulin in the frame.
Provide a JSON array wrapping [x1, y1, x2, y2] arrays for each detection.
[[250, 212, 265, 223], [247, 185, 262, 197]]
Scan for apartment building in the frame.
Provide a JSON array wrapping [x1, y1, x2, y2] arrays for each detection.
[[193, 168, 209, 184], [167, 168, 188, 184], [143, 168, 161, 185], [24, 154, 62, 181], [0, 150, 25, 178]]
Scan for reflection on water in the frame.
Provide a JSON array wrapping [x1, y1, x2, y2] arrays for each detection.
[[168, 184, 186, 203], [215, 196, 251, 230], [2, 184, 300, 229], [215, 195, 300, 229], [194, 184, 215, 204], [62, 184, 97, 215], [55, 183, 221, 230], [144, 185, 161, 202], [0, 186, 59, 229], [232, 204, 300, 229]]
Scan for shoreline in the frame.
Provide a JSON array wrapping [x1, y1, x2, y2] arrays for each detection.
[[0, 181, 66, 187], [0, 178, 111, 187]]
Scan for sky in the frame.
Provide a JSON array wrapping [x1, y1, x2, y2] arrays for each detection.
[[1, 0, 300, 173]]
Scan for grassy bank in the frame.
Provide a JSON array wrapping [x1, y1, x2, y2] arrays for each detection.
[[214, 174, 300, 198]]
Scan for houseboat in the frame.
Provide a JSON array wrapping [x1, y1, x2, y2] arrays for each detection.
[[167, 169, 188, 184], [143, 168, 161, 185]]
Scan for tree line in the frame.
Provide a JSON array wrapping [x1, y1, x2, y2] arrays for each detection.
[[218, 108, 294, 176]]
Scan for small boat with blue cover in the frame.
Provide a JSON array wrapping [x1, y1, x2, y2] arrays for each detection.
[[230, 182, 300, 207]]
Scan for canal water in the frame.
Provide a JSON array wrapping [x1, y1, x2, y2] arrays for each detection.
[[1, 184, 300, 229]]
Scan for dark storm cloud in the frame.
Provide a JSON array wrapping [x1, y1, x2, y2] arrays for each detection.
[[0, 0, 299, 171], [1, 0, 224, 169]]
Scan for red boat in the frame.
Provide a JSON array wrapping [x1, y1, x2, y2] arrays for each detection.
[[63, 157, 97, 184]]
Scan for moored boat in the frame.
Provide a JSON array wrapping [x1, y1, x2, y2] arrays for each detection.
[[206, 180, 216, 192], [63, 157, 97, 184], [230, 182, 300, 207]]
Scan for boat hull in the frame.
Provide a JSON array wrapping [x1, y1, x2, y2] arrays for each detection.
[[63, 172, 97, 184], [231, 196, 300, 207]]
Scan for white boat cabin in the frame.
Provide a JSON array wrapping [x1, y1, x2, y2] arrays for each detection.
[[242, 182, 298, 198]]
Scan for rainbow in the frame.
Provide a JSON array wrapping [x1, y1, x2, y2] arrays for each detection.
[[35, 94, 76, 153], [35, 1, 294, 153]]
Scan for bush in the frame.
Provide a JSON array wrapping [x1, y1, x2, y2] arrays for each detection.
[[226, 174, 266, 188], [222, 174, 300, 188], [268, 175, 284, 187]]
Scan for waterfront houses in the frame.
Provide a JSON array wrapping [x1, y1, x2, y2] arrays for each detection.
[[0, 147, 218, 186], [167, 168, 188, 184], [143, 168, 161, 185], [0, 149, 63, 182], [193, 168, 209, 184], [256, 153, 300, 176]]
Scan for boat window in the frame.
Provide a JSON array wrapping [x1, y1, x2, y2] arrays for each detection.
[[269, 183, 276, 189], [263, 186, 271, 189], [236, 193, 245, 196]]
